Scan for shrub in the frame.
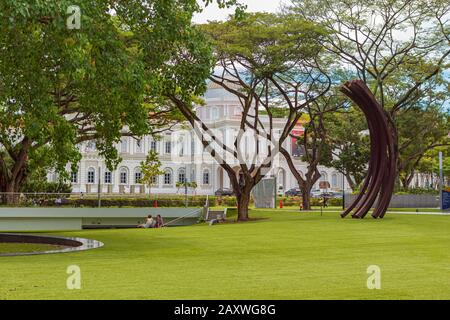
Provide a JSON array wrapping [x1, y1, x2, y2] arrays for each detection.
[[21, 181, 72, 194], [278, 196, 343, 207], [35, 195, 216, 208]]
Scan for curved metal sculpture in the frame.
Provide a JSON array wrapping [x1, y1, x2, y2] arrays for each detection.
[[340, 80, 397, 219]]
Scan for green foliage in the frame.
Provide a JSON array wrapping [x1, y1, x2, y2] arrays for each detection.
[[140, 151, 164, 190], [0, 0, 148, 193], [202, 12, 327, 78], [278, 196, 342, 207], [321, 107, 370, 190], [176, 181, 198, 190], [0, 0, 242, 194], [32, 195, 216, 208], [20, 181, 72, 194], [397, 106, 449, 187], [195, 12, 331, 214], [288, 0, 450, 192], [19, 158, 72, 193]]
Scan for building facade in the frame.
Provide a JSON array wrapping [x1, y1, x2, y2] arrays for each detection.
[[56, 84, 352, 195]]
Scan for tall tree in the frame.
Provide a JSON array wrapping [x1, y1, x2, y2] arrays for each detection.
[[397, 105, 449, 188], [280, 92, 342, 209], [289, 0, 450, 183], [168, 13, 329, 220], [0, 0, 240, 202], [0, 1, 143, 202], [140, 150, 164, 196], [417, 145, 450, 187]]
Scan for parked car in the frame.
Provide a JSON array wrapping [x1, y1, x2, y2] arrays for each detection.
[[317, 191, 342, 199], [215, 188, 234, 196], [285, 188, 301, 197], [310, 189, 323, 198], [325, 191, 343, 199]]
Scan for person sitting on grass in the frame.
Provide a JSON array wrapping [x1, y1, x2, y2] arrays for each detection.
[[209, 214, 226, 226], [155, 214, 164, 228], [138, 214, 155, 229]]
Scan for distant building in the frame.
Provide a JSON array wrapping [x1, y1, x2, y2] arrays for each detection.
[[52, 83, 351, 195]]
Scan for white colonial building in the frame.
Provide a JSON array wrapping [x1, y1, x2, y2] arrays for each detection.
[[55, 83, 351, 195]]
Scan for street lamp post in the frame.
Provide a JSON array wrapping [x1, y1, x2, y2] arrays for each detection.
[[439, 151, 443, 210], [185, 167, 188, 208], [98, 166, 101, 208], [342, 171, 345, 210]]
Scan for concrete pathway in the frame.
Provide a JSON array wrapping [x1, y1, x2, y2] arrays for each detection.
[[283, 209, 450, 216]]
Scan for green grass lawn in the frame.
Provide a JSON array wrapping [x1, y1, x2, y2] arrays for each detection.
[[0, 243, 65, 254], [1, 209, 450, 300]]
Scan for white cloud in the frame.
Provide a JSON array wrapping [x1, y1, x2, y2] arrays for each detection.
[[193, 0, 285, 24]]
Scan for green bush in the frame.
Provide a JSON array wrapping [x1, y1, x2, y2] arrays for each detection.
[[278, 196, 343, 207], [47, 195, 217, 208], [16, 193, 343, 208], [21, 181, 72, 194]]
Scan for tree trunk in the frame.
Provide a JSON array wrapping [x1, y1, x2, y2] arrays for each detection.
[[0, 138, 31, 205], [301, 188, 312, 210], [400, 174, 415, 189], [3, 180, 20, 205], [300, 181, 315, 210], [236, 191, 251, 221]]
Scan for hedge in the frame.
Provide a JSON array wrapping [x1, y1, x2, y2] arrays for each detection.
[[10, 194, 342, 208], [13, 196, 215, 208], [277, 196, 343, 207]]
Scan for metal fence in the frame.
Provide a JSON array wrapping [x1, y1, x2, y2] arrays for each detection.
[[344, 194, 440, 209]]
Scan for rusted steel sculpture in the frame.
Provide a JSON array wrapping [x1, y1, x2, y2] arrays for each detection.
[[340, 80, 396, 219]]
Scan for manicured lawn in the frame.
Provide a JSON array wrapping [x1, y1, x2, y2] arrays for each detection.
[[0, 243, 65, 254], [1, 209, 450, 300]]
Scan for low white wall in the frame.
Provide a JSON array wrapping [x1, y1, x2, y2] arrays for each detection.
[[0, 208, 201, 232]]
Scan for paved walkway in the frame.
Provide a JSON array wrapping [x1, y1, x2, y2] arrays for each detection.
[[284, 209, 450, 216], [386, 211, 450, 216]]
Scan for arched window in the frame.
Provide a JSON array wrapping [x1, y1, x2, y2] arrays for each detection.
[[119, 167, 128, 184], [331, 173, 338, 188], [203, 169, 210, 185], [319, 171, 329, 190], [277, 168, 286, 190], [150, 140, 158, 153], [120, 138, 128, 153], [104, 171, 112, 184], [87, 168, 95, 184], [178, 168, 186, 183], [70, 169, 78, 183], [134, 168, 142, 184], [165, 140, 172, 154], [212, 107, 219, 120], [164, 169, 173, 185]]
